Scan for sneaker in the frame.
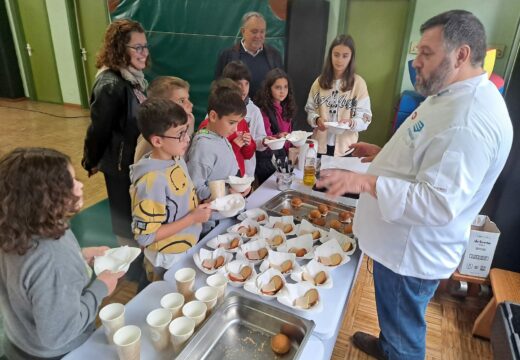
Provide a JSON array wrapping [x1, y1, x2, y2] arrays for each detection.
[[352, 331, 388, 360]]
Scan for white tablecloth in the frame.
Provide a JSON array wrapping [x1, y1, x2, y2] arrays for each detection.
[[65, 172, 361, 359]]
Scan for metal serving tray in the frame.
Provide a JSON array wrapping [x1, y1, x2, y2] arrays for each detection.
[[176, 292, 315, 360], [261, 189, 356, 225]]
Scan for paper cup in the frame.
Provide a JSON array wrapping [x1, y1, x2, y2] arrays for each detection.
[[113, 325, 141, 360], [169, 316, 195, 351], [182, 300, 207, 327], [175, 268, 196, 300], [209, 180, 226, 200], [160, 292, 185, 319], [206, 273, 228, 301], [99, 303, 125, 344], [195, 286, 218, 314], [146, 308, 173, 351]]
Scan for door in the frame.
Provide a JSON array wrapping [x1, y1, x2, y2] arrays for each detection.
[[14, 0, 62, 103], [73, 0, 109, 99], [346, 0, 411, 146]]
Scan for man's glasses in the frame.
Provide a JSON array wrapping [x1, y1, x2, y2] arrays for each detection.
[[126, 44, 149, 54], [159, 128, 189, 142]]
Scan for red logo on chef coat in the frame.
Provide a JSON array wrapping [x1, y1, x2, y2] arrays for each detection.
[[411, 111, 417, 120]]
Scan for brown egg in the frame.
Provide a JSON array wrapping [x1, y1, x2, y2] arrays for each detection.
[[271, 333, 291, 355], [280, 260, 293, 273], [329, 219, 342, 231], [283, 224, 293, 234], [290, 197, 303, 208], [343, 223, 353, 234], [318, 204, 329, 216], [312, 217, 326, 226], [311, 230, 321, 240], [280, 208, 292, 215], [329, 253, 342, 266], [257, 247, 268, 259], [339, 210, 353, 223], [229, 237, 240, 249], [341, 241, 353, 252], [256, 214, 266, 222], [309, 209, 321, 219]]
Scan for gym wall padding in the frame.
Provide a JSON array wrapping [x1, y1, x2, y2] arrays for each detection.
[[111, 0, 286, 124]]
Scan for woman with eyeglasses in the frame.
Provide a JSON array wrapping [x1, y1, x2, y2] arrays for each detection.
[[82, 19, 149, 280]]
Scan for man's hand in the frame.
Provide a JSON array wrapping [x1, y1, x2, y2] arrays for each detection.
[[316, 117, 327, 131], [349, 142, 381, 162], [82, 246, 110, 266], [97, 270, 125, 296], [190, 203, 212, 223], [316, 169, 378, 198]]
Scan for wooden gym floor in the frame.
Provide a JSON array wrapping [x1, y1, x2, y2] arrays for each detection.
[[0, 99, 493, 359]]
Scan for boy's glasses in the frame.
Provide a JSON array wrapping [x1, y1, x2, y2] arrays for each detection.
[[159, 128, 189, 142], [126, 44, 149, 54]]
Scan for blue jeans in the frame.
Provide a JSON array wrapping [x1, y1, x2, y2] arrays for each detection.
[[373, 260, 439, 360]]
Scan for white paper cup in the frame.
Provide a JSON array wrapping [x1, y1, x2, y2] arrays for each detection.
[[146, 308, 173, 351], [209, 180, 226, 200], [175, 268, 196, 300], [182, 300, 207, 327], [160, 292, 185, 319], [113, 325, 141, 360], [195, 286, 218, 313], [99, 303, 125, 344], [206, 273, 228, 300], [169, 316, 195, 351]]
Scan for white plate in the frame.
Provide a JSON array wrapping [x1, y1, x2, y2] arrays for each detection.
[[290, 259, 333, 289], [324, 121, 351, 135], [264, 137, 287, 150], [286, 131, 312, 147], [93, 246, 141, 275]]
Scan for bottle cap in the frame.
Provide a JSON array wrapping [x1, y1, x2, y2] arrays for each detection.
[[309, 143, 314, 148]]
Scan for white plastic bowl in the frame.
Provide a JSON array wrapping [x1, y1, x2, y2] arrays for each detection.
[[264, 137, 286, 150], [210, 194, 246, 217], [286, 131, 312, 147], [227, 175, 254, 193], [324, 122, 350, 135]]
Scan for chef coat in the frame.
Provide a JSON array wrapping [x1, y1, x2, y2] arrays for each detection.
[[354, 73, 513, 279]]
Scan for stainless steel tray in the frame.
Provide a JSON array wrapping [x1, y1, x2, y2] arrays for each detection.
[[261, 189, 356, 229], [176, 292, 315, 360]]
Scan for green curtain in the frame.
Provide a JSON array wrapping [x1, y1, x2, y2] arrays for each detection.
[[112, 0, 286, 124]]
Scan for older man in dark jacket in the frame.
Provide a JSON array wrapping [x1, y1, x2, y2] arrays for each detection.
[[215, 11, 284, 98]]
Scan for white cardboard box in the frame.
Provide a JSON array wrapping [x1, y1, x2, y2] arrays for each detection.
[[458, 215, 500, 278]]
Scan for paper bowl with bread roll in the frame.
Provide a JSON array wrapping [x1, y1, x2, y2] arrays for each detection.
[[322, 229, 357, 255], [295, 219, 328, 243], [237, 208, 269, 225], [235, 238, 269, 265], [255, 226, 287, 249], [291, 259, 333, 289], [227, 219, 261, 239], [206, 233, 243, 253], [277, 283, 323, 313], [314, 238, 350, 269], [210, 193, 246, 218], [193, 248, 233, 275], [244, 268, 286, 300], [276, 234, 315, 260], [259, 249, 300, 276], [221, 259, 257, 287], [266, 215, 297, 236]]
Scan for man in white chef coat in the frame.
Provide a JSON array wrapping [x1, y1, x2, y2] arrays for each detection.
[[317, 10, 513, 360]]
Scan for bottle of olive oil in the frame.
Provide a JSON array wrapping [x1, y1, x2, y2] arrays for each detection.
[[303, 143, 317, 186]]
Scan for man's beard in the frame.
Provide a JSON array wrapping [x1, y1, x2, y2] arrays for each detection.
[[415, 56, 453, 96]]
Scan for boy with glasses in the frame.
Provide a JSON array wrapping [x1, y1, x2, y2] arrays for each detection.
[[134, 76, 195, 162], [130, 98, 212, 281]]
